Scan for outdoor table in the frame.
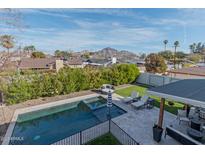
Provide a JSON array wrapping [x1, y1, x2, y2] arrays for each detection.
[[187, 127, 203, 141], [191, 118, 202, 131]]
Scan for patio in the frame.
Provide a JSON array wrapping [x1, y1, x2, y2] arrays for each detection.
[[112, 94, 180, 145], [147, 79, 205, 144]]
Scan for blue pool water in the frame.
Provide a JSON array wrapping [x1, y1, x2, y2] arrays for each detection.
[[9, 96, 126, 145]]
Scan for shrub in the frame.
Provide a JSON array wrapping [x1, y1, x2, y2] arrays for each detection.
[[4, 64, 140, 104]]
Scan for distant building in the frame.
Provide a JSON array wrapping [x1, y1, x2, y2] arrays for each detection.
[[19, 58, 64, 72], [66, 58, 85, 68], [136, 60, 146, 72], [86, 57, 116, 67], [168, 66, 205, 79]]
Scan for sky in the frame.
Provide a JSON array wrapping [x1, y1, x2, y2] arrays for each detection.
[[1, 8, 205, 54]]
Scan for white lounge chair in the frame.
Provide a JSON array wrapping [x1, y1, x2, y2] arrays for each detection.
[[131, 95, 149, 109], [122, 91, 139, 103]]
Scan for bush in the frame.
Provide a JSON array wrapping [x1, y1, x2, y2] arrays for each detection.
[[4, 64, 140, 104], [6, 78, 32, 104]]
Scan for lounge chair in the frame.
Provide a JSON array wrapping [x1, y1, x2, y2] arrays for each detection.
[[122, 91, 139, 104], [131, 95, 149, 109], [177, 109, 190, 125]]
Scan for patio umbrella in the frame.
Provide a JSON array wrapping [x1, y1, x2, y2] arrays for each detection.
[[107, 90, 112, 120]]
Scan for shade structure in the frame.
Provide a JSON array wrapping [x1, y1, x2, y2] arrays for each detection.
[[107, 90, 113, 108], [147, 79, 205, 108]]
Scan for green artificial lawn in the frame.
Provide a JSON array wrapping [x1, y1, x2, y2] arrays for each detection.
[[115, 85, 184, 115], [86, 133, 121, 145]]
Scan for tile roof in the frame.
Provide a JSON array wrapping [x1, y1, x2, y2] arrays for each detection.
[[19, 58, 58, 69], [67, 58, 83, 65]]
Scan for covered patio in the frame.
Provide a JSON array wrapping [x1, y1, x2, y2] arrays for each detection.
[[147, 79, 205, 144]]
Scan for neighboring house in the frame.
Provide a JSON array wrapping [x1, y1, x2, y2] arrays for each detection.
[[86, 57, 117, 67], [66, 58, 85, 68], [168, 66, 205, 79], [19, 58, 64, 72], [136, 60, 145, 72]]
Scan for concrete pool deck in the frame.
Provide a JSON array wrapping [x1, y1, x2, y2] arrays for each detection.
[[1, 90, 181, 145], [112, 93, 180, 145]]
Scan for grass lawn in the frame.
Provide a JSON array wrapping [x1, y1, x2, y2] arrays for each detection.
[[86, 133, 121, 145], [115, 85, 184, 115]]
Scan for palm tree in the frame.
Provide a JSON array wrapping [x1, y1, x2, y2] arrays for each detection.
[[173, 41, 180, 69], [163, 40, 168, 51], [0, 35, 15, 53]]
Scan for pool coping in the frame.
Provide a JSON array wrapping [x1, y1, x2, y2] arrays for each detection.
[[2, 93, 99, 145]]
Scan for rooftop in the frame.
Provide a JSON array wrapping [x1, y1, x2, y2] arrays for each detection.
[[19, 58, 59, 69], [168, 66, 205, 76], [86, 58, 111, 65], [148, 79, 205, 108], [67, 58, 83, 65]]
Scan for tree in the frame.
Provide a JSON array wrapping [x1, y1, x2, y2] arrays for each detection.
[[175, 51, 187, 59], [190, 42, 205, 63], [54, 50, 72, 59], [189, 43, 196, 53], [173, 41, 180, 69], [31, 51, 46, 58], [145, 53, 167, 74], [158, 50, 173, 60], [23, 45, 36, 52], [0, 35, 15, 53], [187, 54, 202, 63], [81, 52, 90, 59], [163, 40, 168, 51], [139, 53, 146, 59]]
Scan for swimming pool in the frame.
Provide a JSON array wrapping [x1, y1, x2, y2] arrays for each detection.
[[9, 96, 126, 145]]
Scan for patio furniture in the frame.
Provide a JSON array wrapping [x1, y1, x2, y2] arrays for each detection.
[[177, 109, 190, 125], [190, 119, 201, 131], [202, 125, 205, 132], [187, 127, 203, 141], [165, 126, 202, 145], [131, 95, 149, 109], [188, 107, 196, 119], [122, 91, 139, 104], [199, 109, 205, 119], [145, 98, 155, 109]]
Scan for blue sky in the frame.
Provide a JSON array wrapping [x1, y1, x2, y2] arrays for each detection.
[[1, 8, 205, 54]]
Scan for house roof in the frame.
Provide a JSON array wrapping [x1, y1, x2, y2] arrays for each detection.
[[87, 58, 110, 65], [168, 66, 205, 76], [147, 79, 205, 108], [19, 58, 58, 69], [67, 58, 83, 65]]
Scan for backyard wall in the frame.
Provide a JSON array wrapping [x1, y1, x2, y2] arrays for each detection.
[[136, 72, 180, 87]]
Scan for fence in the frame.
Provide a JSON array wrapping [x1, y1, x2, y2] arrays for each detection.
[[52, 120, 139, 145], [136, 72, 180, 87], [110, 120, 139, 145]]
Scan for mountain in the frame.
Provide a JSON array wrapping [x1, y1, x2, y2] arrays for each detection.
[[91, 47, 139, 62]]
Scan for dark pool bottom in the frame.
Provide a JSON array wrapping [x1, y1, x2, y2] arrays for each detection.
[[10, 97, 126, 145]]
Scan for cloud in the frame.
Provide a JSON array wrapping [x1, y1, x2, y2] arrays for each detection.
[[14, 25, 164, 52]]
